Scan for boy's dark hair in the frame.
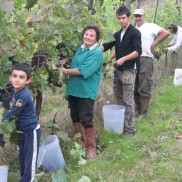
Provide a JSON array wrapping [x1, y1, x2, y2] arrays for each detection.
[[168, 24, 178, 33], [11, 63, 31, 79], [82, 24, 100, 42], [116, 5, 131, 17]]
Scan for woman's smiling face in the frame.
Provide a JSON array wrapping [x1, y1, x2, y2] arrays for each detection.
[[83, 29, 97, 48]]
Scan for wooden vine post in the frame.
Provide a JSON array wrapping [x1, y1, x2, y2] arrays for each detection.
[[153, 0, 159, 23], [137, 0, 141, 8]]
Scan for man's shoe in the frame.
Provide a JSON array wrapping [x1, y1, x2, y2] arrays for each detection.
[[138, 112, 148, 119], [123, 130, 136, 136], [135, 112, 140, 118]]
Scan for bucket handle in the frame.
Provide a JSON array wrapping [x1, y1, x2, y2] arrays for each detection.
[[37, 149, 46, 168]]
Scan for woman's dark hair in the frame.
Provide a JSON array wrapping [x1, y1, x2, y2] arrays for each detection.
[[11, 63, 31, 79], [82, 24, 100, 42], [116, 5, 131, 17], [168, 24, 178, 33]]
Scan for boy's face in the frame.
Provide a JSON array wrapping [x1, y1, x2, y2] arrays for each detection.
[[117, 14, 130, 29], [9, 70, 31, 92]]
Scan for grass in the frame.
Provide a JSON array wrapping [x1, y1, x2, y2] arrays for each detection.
[[64, 75, 182, 182], [0, 75, 182, 182]]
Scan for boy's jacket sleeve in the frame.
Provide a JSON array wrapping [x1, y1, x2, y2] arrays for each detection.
[[1, 94, 28, 122]]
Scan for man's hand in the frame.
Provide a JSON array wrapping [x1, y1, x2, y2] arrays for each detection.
[[150, 43, 155, 53], [100, 45, 104, 52], [115, 57, 126, 66]]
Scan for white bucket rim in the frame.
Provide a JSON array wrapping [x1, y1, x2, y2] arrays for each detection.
[[39, 135, 59, 151], [175, 68, 182, 71], [0, 165, 8, 172], [103, 104, 125, 110]]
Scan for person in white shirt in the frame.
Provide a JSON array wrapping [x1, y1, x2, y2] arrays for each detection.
[[133, 9, 169, 119], [163, 24, 182, 52]]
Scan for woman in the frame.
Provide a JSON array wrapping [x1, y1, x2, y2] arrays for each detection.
[[61, 24, 104, 159]]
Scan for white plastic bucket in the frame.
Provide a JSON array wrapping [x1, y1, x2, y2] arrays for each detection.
[[174, 68, 182, 86], [37, 135, 65, 171], [102, 104, 125, 134], [0, 166, 8, 182]]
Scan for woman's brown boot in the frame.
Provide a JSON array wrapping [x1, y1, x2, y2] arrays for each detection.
[[85, 128, 96, 159]]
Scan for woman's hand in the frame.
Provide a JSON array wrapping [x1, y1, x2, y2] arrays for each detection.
[[59, 58, 70, 66], [61, 66, 69, 75]]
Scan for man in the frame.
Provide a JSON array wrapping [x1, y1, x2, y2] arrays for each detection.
[[163, 24, 182, 52], [101, 6, 142, 135], [133, 9, 169, 119]]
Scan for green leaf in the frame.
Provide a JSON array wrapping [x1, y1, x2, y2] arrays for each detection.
[[51, 169, 67, 182], [0, 9, 4, 18], [42, 120, 54, 128], [56, 131, 70, 142], [70, 142, 85, 160], [5, 121, 16, 132], [0, 120, 16, 134], [35, 171, 45, 179], [14, 0, 26, 9], [78, 176, 91, 182], [3, 61, 12, 72], [9, 131, 20, 144], [78, 158, 86, 165]]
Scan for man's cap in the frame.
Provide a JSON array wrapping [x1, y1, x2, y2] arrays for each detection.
[[133, 9, 145, 15]]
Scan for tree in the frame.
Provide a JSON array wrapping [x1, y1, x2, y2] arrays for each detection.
[[124, 0, 136, 9], [0, 0, 107, 116]]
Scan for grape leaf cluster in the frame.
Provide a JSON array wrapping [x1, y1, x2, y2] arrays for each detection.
[[32, 50, 63, 88]]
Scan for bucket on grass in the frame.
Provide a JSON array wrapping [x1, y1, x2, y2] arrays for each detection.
[[37, 135, 65, 171], [102, 104, 125, 134], [0, 166, 8, 182], [174, 68, 182, 86]]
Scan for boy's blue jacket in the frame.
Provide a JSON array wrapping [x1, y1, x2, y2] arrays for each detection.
[[1, 86, 38, 133]]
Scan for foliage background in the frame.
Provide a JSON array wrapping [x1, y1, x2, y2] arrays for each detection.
[[0, 0, 182, 181]]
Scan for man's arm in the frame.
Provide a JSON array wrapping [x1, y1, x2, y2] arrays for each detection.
[[108, 51, 116, 63], [167, 32, 182, 51], [163, 38, 175, 52], [101, 41, 115, 52], [151, 29, 170, 53]]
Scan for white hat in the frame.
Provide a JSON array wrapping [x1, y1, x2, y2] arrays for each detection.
[[133, 9, 145, 15]]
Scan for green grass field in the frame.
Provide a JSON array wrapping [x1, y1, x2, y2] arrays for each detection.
[[0, 75, 182, 182], [65, 75, 182, 182]]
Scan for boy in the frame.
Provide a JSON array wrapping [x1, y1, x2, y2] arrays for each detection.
[[1, 63, 41, 182]]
